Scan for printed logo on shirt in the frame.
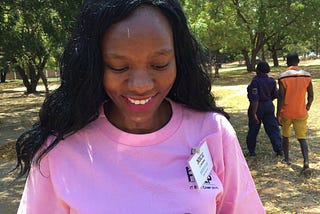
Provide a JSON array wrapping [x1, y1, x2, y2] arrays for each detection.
[[252, 88, 258, 95], [185, 166, 219, 190]]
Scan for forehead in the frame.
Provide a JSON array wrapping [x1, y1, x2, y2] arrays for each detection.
[[104, 5, 172, 40]]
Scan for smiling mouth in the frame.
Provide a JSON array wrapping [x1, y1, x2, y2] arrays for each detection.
[[127, 97, 152, 105]]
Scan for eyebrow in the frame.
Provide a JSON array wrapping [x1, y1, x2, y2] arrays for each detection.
[[153, 49, 174, 56], [104, 48, 174, 59]]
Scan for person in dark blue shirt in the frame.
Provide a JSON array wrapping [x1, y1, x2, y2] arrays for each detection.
[[246, 61, 283, 156]]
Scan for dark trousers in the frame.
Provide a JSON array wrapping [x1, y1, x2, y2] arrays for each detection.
[[246, 100, 282, 154]]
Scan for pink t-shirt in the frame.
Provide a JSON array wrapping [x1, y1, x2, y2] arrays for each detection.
[[18, 100, 265, 214]]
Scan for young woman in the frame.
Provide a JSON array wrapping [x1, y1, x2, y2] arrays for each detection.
[[16, 0, 265, 213]]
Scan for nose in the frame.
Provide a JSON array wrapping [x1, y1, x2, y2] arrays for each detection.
[[128, 68, 154, 93]]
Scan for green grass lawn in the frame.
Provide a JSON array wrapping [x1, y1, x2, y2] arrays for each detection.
[[0, 60, 319, 213], [212, 60, 320, 213]]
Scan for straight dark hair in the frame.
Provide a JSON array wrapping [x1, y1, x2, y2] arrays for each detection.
[[15, 0, 229, 177], [286, 51, 300, 66]]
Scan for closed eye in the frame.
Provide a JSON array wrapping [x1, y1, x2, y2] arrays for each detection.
[[151, 63, 169, 71], [107, 65, 129, 72]]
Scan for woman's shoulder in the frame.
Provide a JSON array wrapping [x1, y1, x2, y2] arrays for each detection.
[[178, 102, 228, 122], [173, 101, 234, 134]]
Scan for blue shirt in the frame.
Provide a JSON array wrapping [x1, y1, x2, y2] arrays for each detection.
[[247, 73, 278, 102]]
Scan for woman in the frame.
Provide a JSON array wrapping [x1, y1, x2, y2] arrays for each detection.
[[16, 0, 265, 213]]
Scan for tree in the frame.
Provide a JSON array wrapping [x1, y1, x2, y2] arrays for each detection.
[[0, 2, 9, 83], [264, 0, 320, 66], [229, 0, 320, 71], [230, 0, 270, 72], [0, 0, 81, 93], [181, 0, 239, 77]]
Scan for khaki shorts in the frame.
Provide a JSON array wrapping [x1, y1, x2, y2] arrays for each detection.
[[281, 115, 308, 139]]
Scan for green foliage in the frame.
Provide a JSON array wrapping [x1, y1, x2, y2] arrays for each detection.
[[1, 0, 319, 77], [0, 0, 82, 91], [181, 0, 320, 70]]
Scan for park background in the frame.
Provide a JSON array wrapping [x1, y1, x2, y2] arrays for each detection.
[[1, 0, 320, 213]]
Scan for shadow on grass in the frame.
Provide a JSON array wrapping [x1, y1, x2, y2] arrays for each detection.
[[0, 90, 45, 146], [211, 64, 320, 87], [227, 111, 320, 213], [0, 158, 25, 214], [0, 65, 319, 213]]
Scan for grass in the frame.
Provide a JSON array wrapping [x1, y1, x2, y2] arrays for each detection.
[[0, 59, 319, 213], [212, 60, 320, 213]]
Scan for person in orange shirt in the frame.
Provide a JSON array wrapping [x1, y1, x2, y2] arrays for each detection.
[[277, 52, 314, 177]]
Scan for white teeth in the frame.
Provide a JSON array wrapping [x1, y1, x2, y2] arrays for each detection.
[[128, 97, 152, 105]]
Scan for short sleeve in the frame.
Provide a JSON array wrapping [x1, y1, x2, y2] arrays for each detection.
[[211, 116, 265, 213], [17, 154, 69, 214], [270, 78, 278, 100], [247, 79, 259, 101]]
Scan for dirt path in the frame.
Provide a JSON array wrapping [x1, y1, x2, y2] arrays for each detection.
[[0, 159, 25, 213], [212, 75, 320, 213], [1, 78, 319, 213], [0, 83, 58, 213]]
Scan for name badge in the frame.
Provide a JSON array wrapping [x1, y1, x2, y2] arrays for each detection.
[[188, 141, 213, 188]]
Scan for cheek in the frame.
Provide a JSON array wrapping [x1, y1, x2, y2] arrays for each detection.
[[166, 66, 176, 88], [157, 72, 176, 95], [166, 74, 176, 90], [103, 72, 118, 96]]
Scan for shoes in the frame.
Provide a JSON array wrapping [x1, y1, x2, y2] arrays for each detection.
[[300, 167, 312, 178], [276, 151, 283, 156], [281, 158, 291, 165], [245, 152, 256, 157]]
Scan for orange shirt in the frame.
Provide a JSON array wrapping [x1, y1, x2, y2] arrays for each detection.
[[278, 66, 311, 119]]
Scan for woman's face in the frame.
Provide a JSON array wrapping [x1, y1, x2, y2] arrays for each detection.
[[101, 6, 176, 134]]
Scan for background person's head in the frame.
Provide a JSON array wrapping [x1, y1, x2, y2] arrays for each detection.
[[286, 52, 300, 66], [256, 61, 270, 74]]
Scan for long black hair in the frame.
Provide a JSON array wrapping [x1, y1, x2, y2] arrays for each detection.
[[15, 0, 229, 177]]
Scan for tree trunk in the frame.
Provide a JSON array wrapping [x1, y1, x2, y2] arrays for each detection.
[[37, 54, 50, 95], [248, 32, 265, 71], [0, 72, 6, 83], [250, 51, 258, 70], [13, 55, 49, 94], [266, 34, 286, 67], [242, 50, 254, 72], [15, 65, 32, 92], [261, 45, 266, 61], [271, 50, 279, 67], [38, 70, 49, 95], [214, 49, 220, 78], [208, 49, 213, 80], [28, 61, 40, 94]]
